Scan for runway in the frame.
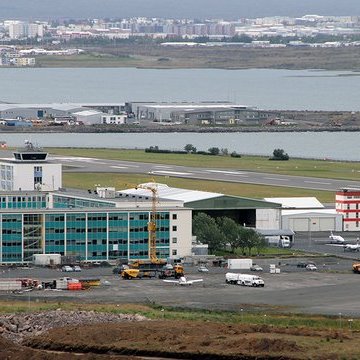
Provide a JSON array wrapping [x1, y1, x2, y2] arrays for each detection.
[[54, 155, 360, 192]]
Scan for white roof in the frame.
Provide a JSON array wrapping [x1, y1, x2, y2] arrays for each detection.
[[282, 209, 337, 216], [264, 197, 324, 209], [72, 110, 103, 116], [119, 183, 222, 203]]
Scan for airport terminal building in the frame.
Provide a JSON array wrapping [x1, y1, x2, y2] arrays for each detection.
[[0, 146, 191, 264]]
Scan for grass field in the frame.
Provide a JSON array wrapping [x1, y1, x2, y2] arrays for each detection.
[[0, 300, 356, 331]]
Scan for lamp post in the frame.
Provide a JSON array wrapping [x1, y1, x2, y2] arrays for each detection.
[[339, 313, 342, 330]]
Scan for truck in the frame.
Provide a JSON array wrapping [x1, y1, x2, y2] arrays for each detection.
[[158, 264, 184, 279], [225, 273, 265, 287], [265, 235, 291, 248], [352, 263, 360, 273], [121, 268, 157, 279], [227, 259, 252, 270]]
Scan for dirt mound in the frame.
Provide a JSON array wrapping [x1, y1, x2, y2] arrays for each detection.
[[24, 320, 305, 359]]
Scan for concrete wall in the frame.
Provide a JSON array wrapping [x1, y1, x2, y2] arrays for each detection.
[[170, 209, 192, 258], [256, 208, 281, 229], [11, 163, 62, 191]]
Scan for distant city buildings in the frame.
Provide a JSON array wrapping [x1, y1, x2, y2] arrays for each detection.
[[0, 15, 360, 46], [1, 14, 360, 67]]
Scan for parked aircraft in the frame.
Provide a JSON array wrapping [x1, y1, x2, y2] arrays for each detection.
[[163, 276, 203, 286], [328, 231, 345, 244], [343, 242, 360, 252]]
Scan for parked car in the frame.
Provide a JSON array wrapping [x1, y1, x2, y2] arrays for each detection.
[[250, 264, 263, 272], [198, 265, 209, 272], [306, 264, 317, 271], [73, 265, 82, 272], [61, 265, 73, 272], [297, 261, 315, 268]]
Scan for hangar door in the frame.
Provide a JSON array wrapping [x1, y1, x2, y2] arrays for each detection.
[[288, 217, 336, 231]]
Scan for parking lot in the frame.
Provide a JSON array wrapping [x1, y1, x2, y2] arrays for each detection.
[[0, 255, 359, 317]]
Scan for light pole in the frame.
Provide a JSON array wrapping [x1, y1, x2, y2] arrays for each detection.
[[240, 308, 243, 322], [339, 313, 342, 330]]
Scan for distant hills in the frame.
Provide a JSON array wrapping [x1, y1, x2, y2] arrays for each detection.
[[0, 0, 359, 20]]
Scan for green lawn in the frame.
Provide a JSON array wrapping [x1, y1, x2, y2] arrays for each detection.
[[49, 148, 360, 181]]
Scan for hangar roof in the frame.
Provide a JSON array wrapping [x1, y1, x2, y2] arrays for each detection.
[[263, 197, 324, 209], [119, 183, 281, 210], [119, 183, 220, 202]]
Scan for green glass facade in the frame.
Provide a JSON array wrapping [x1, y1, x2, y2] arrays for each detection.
[[0, 210, 171, 263]]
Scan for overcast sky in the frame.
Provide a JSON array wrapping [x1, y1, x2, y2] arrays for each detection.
[[0, 0, 359, 20]]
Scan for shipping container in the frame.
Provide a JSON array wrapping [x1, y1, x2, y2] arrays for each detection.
[[227, 259, 253, 270], [0, 280, 22, 291], [32, 254, 61, 266]]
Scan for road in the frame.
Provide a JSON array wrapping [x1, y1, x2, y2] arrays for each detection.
[[1, 257, 360, 316], [53, 155, 360, 192]]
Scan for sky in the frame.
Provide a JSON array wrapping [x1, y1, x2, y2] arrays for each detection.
[[0, 0, 359, 20]]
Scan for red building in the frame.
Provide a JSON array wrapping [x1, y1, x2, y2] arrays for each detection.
[[336, 188, 360, 231]]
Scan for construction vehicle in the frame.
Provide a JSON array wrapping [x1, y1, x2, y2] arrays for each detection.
[[121, 182, 168, 280], [158, 264, 184, 279], [352, 263, 360, 273], [121, 268, 157, 280]]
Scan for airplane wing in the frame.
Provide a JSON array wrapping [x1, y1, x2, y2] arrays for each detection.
[[187, 279, 203, 284], [163, 280, 178, 283]]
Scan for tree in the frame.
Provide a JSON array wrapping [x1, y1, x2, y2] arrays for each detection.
[[208, 147, 220, 155], [192, 213, 225, 253], [217, 217, 240, 253], [220, 148, 229, 156], [236, 227, 264, 256], [270, 148, 289, 161], [184, 144, 197, 153]]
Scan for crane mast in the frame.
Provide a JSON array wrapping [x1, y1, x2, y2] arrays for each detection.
[[135, 182, 160, 263]]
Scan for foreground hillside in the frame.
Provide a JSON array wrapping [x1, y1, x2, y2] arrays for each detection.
[[0, 309, 358, 360]]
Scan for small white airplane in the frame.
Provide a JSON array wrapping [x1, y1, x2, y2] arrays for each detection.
[[163, 276, 203, 286], [343, 242, 360, 252], [329, 231, 345, 244]]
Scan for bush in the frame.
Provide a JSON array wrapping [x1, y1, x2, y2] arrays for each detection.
[[230, 152, 241, 158], [270, 148, 289, 161], [208, 147, 220, 156]]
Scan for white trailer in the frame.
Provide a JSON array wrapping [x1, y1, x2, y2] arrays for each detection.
[[0, 280, 22, 291], [227, 258, 253, 270], [265, 236, 291, 248], [225, 273, 265, 287], [32, 254, 61, 266]]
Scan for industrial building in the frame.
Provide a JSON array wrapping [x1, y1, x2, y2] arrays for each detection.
[[131, 102, 276, 125], [265, 197, 343, 232], [119, 184, 282, 229], [336, 188, 360, 231], [0, 103, 128, 125]]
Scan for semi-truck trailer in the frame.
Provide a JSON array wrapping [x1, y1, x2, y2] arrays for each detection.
[[225, 273, 265, 287]]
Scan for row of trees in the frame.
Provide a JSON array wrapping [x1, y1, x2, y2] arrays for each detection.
[[184, 144, 241, 157], [192, 213, 266, 255]]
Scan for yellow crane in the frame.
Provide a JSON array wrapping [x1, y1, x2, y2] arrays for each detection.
[[135, 182, 163, 264], [121, 181, 184, 280]]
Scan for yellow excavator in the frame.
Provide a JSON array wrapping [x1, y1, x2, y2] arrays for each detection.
[[352, 263, 360, 273], [121, 182, 178, 279]]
